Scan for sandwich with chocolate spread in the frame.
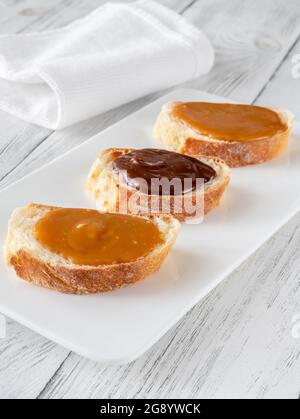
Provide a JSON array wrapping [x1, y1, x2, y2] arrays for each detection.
[[87, 148, 231, 221], [154, 102, 294, 167]]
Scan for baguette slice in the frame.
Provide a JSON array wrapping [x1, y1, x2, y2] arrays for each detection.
[[87, 148, 231, 222], [154, 102, 294, 167], [4, 203, 180, 295]]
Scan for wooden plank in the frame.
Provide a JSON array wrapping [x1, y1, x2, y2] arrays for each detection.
[[2, 0, 300, 189], [0, 0, 117, 400], [0, 0, 189, 34], [0, 0, 192, 399]]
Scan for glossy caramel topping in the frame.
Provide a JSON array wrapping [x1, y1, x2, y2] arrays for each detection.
[[112, 148, 216, 195], [35, 208, 163, 266], [173, 102, 287, 142]]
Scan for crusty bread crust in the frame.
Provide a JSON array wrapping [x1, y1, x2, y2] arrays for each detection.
[[5, 204, 179, 295], [154, 102, 294, 168], [87, 148, 231, 222]]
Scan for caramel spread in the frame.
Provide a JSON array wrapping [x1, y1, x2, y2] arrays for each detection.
[[35, 208, 163, 266], [112, 148, 216, 195], [173, 102, 287, 142]]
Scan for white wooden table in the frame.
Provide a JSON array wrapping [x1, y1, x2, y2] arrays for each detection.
[[1, 0, 300, 399]]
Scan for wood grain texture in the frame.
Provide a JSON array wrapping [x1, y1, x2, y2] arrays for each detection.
[[0, 318, 69, 399], [38, 212, 300, 399], [2, 0, 300, 188], [0, 0, 300, 399]]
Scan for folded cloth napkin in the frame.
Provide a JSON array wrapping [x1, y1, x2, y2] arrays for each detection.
[[0, 0, 214, 129]]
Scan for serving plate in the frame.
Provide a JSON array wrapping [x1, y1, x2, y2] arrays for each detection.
[[0, 89, 299, 364]]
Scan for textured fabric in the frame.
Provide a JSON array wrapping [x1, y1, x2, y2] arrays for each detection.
[[0, 0, 214, 129]]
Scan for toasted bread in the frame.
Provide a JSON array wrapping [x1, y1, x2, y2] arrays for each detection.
[[87, 148, 231, 222], [4, 203, 180, 295], [154, 102, 294, 167]]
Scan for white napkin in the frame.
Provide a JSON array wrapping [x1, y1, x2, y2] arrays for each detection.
[[0, 0, 214, 129]]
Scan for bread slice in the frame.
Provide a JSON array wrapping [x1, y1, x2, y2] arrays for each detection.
[[87, 148, 231, 222], [154, 102, 294, 167], [4, 203, 180, 295]]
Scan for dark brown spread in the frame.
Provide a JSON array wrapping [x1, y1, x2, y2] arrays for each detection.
[[172, 102, 287, 142], [112, 148, 216, 195]]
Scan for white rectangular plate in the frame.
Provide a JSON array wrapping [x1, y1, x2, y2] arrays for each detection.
[[0, 89, 299, 364]]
